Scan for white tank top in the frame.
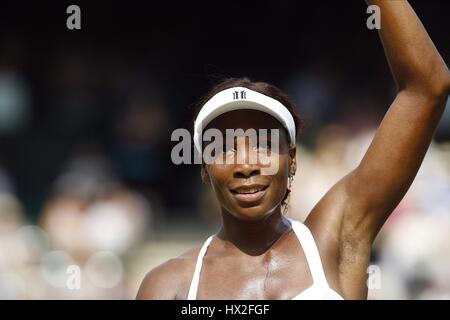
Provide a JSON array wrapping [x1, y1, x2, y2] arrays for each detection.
[[187, 218, 344, 300]]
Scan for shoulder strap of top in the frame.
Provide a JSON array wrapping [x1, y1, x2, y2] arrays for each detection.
[[288, 218, 329, 287], [186, 235, 214, 300]]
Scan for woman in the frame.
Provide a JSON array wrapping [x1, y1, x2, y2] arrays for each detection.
[[137, 0, 450, 299]]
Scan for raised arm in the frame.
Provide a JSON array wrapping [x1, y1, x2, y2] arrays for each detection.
[[304, 0, 450, 299], [342, 0, 450, 241]]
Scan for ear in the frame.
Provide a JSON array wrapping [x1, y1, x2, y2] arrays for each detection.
[[201, 163, 211, 184], [288, 145, 297, 177]]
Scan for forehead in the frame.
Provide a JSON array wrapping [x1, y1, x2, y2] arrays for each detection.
[[206, 109, 285, 132]]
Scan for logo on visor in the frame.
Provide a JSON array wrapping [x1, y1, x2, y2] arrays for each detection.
[[233, 90, 247, 100]]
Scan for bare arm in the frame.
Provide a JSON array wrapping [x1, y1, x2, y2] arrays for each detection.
[[344, 0, 450, 240], [306, 0, 450, 298]]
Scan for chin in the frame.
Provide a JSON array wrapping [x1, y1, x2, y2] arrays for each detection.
[[230, 205, 275, 222]]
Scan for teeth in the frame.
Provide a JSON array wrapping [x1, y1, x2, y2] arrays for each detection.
[[236, 187, 263, 194]]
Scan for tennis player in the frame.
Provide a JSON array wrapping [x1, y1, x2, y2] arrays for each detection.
[[137, 0, 450, 300]]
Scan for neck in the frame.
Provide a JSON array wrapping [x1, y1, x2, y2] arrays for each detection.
[[217, 207, 292, 256]]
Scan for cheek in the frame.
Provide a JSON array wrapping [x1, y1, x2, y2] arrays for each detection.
[[268, 155, 290, 201], [206, 165, 232, 195]]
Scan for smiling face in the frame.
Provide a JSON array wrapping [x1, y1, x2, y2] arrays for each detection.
[[201, 109, 296, 221]]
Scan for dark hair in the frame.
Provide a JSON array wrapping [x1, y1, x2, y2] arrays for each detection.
[[193, 77, 304, 141]]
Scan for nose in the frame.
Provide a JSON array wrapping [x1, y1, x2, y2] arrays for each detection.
[[233, 135, 261, 178], [233, 163, 261, 179]]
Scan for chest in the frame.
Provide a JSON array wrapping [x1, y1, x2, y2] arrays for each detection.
[[191, 245, 314, 300]]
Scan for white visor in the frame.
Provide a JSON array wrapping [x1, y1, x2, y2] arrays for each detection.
[[193, 86, 296, 154]]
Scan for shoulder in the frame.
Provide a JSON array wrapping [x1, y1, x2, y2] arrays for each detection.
[[136, 245, 203, 300]]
